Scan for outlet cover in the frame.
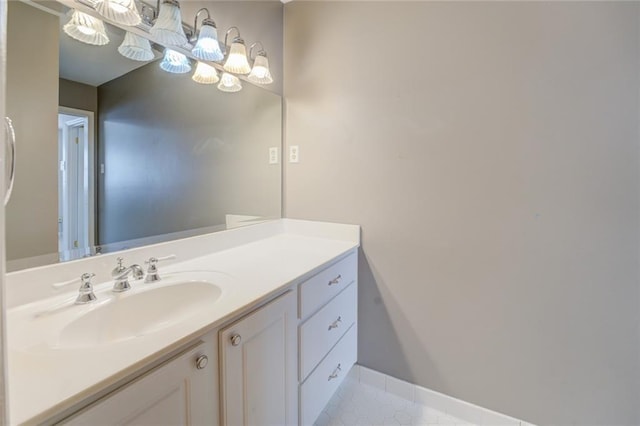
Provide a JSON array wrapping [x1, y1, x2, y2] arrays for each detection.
[[289, 145, 299, 163], [269, 147, 278, 164]]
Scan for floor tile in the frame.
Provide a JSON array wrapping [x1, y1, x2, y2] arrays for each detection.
[[314, 378, 479, 426]]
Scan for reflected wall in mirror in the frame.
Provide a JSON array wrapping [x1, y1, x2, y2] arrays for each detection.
[[6, 0, 283, 271]]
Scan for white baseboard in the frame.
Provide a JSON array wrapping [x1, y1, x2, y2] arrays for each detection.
[[350, 365, 536, 426]]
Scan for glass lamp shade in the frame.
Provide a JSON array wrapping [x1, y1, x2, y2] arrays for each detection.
[[160, 49, 191, 74], [223, 40, 251, 74], [150, 0, 187, 47], [192, 22, 224, 62], [248, 54, 273, 85], [63, 10, 110, 46], [95, 0, 141, 26], [192, 62, 219, 84], [217, 72, 242, 92], [118, 32, 154, 61]]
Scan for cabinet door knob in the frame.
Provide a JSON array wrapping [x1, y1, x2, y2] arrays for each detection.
[[196, 355, 208, 370], [230, 334, 242, 346]]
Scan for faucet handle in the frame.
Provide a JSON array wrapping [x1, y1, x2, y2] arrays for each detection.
[[144, 255, 175, 283], [145, 254, 176, 266], [112, 257, 125, 275], [51, 273, 97, 304], [76, 273, 97, 304], [79, 273, 96, 293], [52, 272, 96, 290]]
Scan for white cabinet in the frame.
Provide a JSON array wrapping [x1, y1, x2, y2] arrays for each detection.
[[300, 282, 357, 380], [60, 333, 218, 426], [300, 324, 357, 426], [220, 291, 298, 426], [298, 252, 358, 425], [50, 250, 357, 426]]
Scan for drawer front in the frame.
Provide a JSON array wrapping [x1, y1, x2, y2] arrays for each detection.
[[300, 324, 357, 426], [300, 251, 357, 319], [300, 282, 357, 381]]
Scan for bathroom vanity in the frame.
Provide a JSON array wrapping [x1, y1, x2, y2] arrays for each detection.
[[5, 219, 359, 425]]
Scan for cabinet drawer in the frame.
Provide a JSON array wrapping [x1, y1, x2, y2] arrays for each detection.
[[300, 283, 357, 381], [299, 252, 357, 319], [300, 324, 357, 426]]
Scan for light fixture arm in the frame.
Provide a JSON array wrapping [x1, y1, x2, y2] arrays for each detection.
[[192, 8, 214, 42], [224, 26, 242, 48], [249, 41, 266, 61], [139, 0, 181, 25]]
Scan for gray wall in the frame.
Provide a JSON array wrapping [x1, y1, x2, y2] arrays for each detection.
[[59, 78, 98, 114], [97, 62, 281, 245], [6, 1, 59, 261], [284, 2, 640, 424]]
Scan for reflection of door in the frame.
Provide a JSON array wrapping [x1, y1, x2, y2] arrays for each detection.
[[58, 108, 95, 255]]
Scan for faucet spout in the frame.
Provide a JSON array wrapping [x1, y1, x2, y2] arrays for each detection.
[[113, 264, 143, 281], [111, 258, 144, 292]]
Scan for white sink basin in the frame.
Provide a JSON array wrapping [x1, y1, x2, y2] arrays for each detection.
[[54, 281, 222, 349]]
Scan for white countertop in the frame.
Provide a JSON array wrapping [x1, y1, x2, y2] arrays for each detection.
[[5, 219, 360, 425]]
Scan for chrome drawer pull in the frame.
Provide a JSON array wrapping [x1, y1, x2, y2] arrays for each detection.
[[328, 274, 342, 286], [328, 363, 341, 381], [328, 316, 342, 331]]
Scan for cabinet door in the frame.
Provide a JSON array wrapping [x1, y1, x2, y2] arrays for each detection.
[[61, 334, 218, 426], [220, 291, 297, 426]]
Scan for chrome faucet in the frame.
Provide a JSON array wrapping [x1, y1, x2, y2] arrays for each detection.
[[112, 257, 144, 292]]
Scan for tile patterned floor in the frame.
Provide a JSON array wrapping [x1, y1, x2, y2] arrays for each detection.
[[314, 376, 475, 426]]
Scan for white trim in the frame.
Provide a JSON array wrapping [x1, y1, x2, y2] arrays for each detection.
[[353, 365, 536, 426], [58, 106, 96, 248]]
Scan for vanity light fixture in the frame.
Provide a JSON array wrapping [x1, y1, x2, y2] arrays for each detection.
[[150, 0, 187, 47], [217, 72, 242, 92], [118, 31, 154, 61], [160, 49, 191, 74], [223, 27, 251, 74], [95, 0, 141, 26], [192, 62, 220, 84], [63, 9, 110, 46], [247, 42, 273, 85], [191, 8, 224, 62]]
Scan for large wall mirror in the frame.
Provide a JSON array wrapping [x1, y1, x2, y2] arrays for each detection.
[[6, 0, 282, 271]]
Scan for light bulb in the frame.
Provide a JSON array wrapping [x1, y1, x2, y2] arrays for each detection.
[[95, 0, 141, 26], [150, 0, 187, 46], [248, 54, 273, 85], [160, 49, 191, 74], [217, 72, 242, 92], [192, 20, 223, 62], [78, 26, 97, 36], [63, 10, 109, 46], [192, 62, 219, 84], [223, 39, 251, 74]]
